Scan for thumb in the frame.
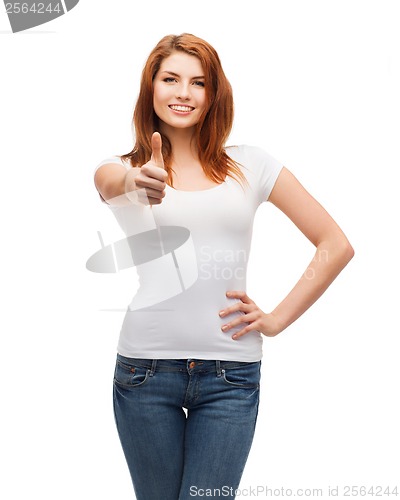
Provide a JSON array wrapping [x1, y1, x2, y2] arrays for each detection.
[[150, 132, 164, 169]]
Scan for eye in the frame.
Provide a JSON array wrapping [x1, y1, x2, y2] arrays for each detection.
[[163, 77, 177, 83], [193, 80, 205, 87]]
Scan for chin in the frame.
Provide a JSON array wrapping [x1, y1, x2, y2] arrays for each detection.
[[160, 119, 198, 132]]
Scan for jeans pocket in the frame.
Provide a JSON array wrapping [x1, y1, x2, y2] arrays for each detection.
[[113, 360, 150, 389], [221, 362, 260, 389]]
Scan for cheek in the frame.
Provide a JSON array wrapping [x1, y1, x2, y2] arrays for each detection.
[[196, 91, 207, 111], [153, 85, 167, 110]]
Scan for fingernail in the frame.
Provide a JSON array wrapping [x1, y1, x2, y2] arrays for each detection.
[[219, 310, 225, 316], [221, 325, 228, 331], [232, 334, 238, 340]]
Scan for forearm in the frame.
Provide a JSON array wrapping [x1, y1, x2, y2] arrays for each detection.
[[108, 168, 145, 207], [271, 238, 354, 332], [95, 164, 142, 207]]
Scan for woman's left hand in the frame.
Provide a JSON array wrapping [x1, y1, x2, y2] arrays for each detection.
[[219, 290, 282, 340]]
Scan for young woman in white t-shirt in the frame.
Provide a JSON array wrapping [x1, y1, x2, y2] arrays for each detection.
[[94, 33, 354, 500]]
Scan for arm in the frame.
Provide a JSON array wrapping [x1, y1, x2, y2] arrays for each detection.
[[267, 167, 354, 333], [219, 167, 355, 338], [94, 163, 141, 207], [94, 133, 167, 207]]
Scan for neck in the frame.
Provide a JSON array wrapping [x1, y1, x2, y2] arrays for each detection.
[[160, 124, 200, 168]]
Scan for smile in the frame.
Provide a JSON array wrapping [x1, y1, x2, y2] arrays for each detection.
[[168, 105, 195, 113]]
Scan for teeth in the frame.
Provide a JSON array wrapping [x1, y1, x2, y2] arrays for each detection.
[[169, 105, 193, 112]]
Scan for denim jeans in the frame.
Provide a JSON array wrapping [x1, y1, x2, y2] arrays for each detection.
[[113, 354, 261, 500]]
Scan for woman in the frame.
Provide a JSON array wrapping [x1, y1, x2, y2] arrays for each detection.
[[94, 33, 354, 500]]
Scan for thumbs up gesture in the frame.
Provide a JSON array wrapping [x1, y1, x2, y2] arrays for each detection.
[[150, 131, 165, 170], [125, 132, 168, 206]]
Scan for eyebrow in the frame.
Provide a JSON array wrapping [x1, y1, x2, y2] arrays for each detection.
[[160, 70, 205, 79]]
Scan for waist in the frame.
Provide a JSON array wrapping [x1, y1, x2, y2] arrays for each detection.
[[116, 354, 260, 374]]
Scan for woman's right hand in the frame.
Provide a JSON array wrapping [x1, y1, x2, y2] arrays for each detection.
[[125, 132, 168, 206]]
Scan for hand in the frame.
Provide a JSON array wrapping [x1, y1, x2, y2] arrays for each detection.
[[125, 132, 168, 205], [219, 291, 283, 340]]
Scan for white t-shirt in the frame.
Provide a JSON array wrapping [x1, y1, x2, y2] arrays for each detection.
[[94, 145, 283, 362]]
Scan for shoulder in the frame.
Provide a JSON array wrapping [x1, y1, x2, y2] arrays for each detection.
[[226, 144, 283, 173], [226, 143, 277, 160], [93, 155, 131, 176], [226, 145, 285, 204]]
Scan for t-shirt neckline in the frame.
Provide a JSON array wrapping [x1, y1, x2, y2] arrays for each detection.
[[165, 177, 228, 194]]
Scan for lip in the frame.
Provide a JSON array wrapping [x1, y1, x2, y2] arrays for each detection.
[[168, 104, 195, 114]]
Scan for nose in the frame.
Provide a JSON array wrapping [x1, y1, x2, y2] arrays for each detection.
[[176, 81, 191, 101]]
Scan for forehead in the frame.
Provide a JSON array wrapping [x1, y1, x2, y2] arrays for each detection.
[[159, 51, 204, 75]]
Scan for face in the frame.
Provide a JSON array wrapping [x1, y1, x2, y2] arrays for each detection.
[[153, 51, 207, 134]]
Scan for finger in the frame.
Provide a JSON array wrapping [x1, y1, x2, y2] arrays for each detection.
[[221, 312, 255, 332], [226, 290, 254, 304], [219, 302, 251, 318], [136, 191, 163, 206], [139, 163, 167, 183], [151, 132, 164, 169], [232, 325, 253, 340]]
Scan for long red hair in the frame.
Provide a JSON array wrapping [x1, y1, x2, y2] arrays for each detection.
[[120, 33, 248, 189]]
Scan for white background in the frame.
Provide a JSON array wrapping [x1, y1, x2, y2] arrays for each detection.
[[1, 0, 399, 498]]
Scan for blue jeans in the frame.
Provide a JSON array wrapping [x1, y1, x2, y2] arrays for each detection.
[[113, 355, 261, 500]]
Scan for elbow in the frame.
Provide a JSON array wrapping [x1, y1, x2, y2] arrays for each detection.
[[318, 233, 355, 267], [346, 241, 355, 261], [335, 236, 355, 267], [342, 240, 355, 265]]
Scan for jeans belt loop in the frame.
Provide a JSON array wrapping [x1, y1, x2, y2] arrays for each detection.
[[149, 359, 157, 377], [216, 360, 222, 377]]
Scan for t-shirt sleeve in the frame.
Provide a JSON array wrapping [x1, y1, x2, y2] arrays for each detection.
[[93, 156, 129, 176], [245, 145, 284, 205]]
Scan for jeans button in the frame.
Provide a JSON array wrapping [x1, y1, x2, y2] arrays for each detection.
[[189, 361, 196, 369]]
